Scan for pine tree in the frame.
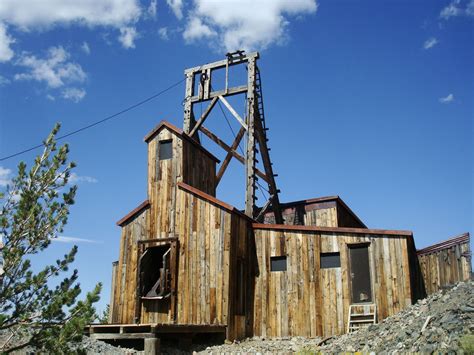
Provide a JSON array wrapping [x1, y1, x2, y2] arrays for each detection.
[[0, 124, 101, 353]]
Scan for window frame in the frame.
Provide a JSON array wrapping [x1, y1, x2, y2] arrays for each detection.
[[270, 255, 287, 272]]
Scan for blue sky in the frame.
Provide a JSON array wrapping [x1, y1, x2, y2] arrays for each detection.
[[0, 0, 473, 313]]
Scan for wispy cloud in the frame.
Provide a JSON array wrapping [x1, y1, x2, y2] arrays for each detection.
[[158, 27, 169, 40], [81, 42, 90, 55], [15, 46, 86, 88], [148, 0, 158, 18], [423, 37, 438, 49], [54, 235, 102, 244], [0, 22, 15, 62], [0, 166, 12, 187], [68, 172, 98, 184], [62, 87, 86, 103], [439, 93, 454, 103], [166, 0, 184, 20], [118, 26, 139, 49], [440, 0, 474, 19], [14, 46, 87, 102], [0, 75, 11, 86]]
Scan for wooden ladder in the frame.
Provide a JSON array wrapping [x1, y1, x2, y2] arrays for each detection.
[[347, 303, 377, 333]]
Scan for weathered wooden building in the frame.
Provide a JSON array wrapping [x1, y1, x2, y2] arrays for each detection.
[[91, 52, 470, 352], [417, 233, 471, 295]]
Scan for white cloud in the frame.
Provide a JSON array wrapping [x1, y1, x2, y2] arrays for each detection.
[[14, 46, 87, 89], [423, 37, 438, 49], [167, 0, 184, 19], [439, 93, 454, 103], [0, 0, 141, 30], [0, 22, 14, 62], [148, 0, 158, 18], [158, 27, 169, 40], [440, 0, 474, 19], [68, 172, 98, 184], [62, 87, 86, 102], [467, 0, 474, 15], [81, 41, 90, 55], [0, 75, 10, 86], [46, 94, 55, 101], [54, 235, 102, 244], [118, 26, 138, 49], [182, 0, 318, 51], [183, 17, 216, 42], [0, 166, 12, 187]]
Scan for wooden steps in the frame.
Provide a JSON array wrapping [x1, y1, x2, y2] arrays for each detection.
[[347, 303, 377, 333]]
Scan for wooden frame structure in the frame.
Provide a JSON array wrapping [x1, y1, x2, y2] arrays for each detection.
[[183, 51, 283, 223], [103, 53, 471, 352]]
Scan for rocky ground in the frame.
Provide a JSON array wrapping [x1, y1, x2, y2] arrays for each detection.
[[2, 281, 473, 353], [200, 281, 474, 354]]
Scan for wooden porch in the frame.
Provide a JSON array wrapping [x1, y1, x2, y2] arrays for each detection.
[[85, 323, 226, 354]]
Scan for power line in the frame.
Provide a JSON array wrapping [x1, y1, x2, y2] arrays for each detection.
[[0, 77, 186, 162]]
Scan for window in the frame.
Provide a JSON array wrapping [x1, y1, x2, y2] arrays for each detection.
[[139, 245, 172, 299], [159, 140, 172, 160], [270, 256, 287, 272], [320, 252, 341, 268]]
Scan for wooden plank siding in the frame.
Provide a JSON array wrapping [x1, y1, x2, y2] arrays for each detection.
[[417, 233, 471, 295], [252, 228, 416, 338], [111, 207, 149, 324], [110, 120, 428, 342]]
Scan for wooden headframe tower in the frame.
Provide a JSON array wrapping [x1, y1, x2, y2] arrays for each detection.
[[183, 51, 283, 223]]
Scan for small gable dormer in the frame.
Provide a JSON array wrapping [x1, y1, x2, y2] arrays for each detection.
[[143, 121, 219, 238]]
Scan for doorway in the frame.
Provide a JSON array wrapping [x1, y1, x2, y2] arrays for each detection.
[[348, 244, 372, 303]]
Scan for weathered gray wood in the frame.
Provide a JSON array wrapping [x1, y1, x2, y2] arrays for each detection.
[[245, 56, 257, 218], [218, 95, 248, 130], [90, 333, 156, 340], [185, 51, 259, 74], [190, 85, 248, 103], [189, 97, 218, 138], [216, 126, 246, 185], [199, 125, 270, 184], [254, 112, 283, 224], [144, 337, 160, 355], [183, 72, 194, 134]]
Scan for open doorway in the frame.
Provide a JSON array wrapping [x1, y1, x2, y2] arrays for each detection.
[[139, 245, 172, 300]]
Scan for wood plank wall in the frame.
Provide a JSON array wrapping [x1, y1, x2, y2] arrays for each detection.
[[146, 128, 216, 240], [110, 186, 251, 340], [304, 205, 338, 227], [252, 229, 414, 338], [418, 237, 471, 295], [111, 208, 149, 324]]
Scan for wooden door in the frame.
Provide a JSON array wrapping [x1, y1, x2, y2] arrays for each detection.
[[348, 244, 372, 303]]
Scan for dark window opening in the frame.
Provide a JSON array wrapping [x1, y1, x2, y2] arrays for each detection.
[[321, 252, 341, 268], [349, 244, 372, 303], [140, 245, 171, 300], [270, 256, 287, 272], [159, 140, 172, 160]]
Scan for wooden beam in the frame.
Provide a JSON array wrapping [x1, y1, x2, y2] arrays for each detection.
[[254, 113, 283, 224], [185, 51, 259, 74], [190, 85, 248, 103], [199, 125, 270, 184], [90, 333, 156, 340], [189, 97, 218, 137], [216, 126, 246, 185], [255, 195, 274, 222], [218, 95, 248, 130], [245, 57, 257, 218]]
